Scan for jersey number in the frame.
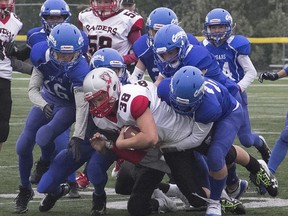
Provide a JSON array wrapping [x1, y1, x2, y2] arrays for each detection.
[[88, 35, 112, 55]]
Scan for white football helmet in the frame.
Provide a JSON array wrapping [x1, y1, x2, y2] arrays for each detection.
[[83, 67, 121, 118], [0, 0, 14, 16], [90, 0, 123, 18]]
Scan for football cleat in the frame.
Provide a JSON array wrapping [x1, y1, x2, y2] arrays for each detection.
[[76, 172, 90, 189], [91, 192, 107, 216], [111, 158, 124, 178], [205, 199, 221, 216], [226, 179, 248, 200], [30, 159, 49, 184], [257, 135, 271, 163], [221, 190, 246, 215], [68, 182, 80, 198], [14, 186, 34, 214], [39, 183, 70, 212], [249, 159, 278, 197]]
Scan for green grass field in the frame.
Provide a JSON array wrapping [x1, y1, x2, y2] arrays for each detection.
[[1, 72, 288, 215]]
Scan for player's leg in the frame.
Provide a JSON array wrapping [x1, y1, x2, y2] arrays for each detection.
[[237, 92, 271, 162], [30, 106, 75, 184], [88, 150, 117, 215], [15, 107, 47, 213], [0, 78, 11, 151], [268, 112, 288, 174]]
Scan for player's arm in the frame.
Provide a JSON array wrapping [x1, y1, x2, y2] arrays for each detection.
[[116, 96, 158, 149], [72, 86, 89, 140], [154, 73, 165, 87], [122, 30, 142, 64], [28, 67, 47, 108], [128, 60, 146, 83], [237, 55, 257, 92]]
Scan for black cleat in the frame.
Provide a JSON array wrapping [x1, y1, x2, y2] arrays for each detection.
[[14, 186, 34, 214], [30, 159, 49, 184], [257, 136, 271, 163], [39, 183, 70, 212], [250, 159, 278, 197], [91, 192, 107, 216]]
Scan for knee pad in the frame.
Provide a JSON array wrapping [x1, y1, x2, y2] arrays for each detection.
[[225, 146, 237, 165]]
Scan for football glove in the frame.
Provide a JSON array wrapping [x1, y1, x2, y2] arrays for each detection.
[[43, 104, 54, 119], [259, 72, 279, 83], [67, 137, 84, 161], [4, 41, 16, 58]]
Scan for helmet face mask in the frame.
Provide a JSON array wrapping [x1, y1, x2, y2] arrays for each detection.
[[153, 24, 189, 77], [0, 0, 14, 16], [90, 0, 123, 18], [40, 0, 71, 35], [204, 8, 233, 46], [83, 68, 121, 118]]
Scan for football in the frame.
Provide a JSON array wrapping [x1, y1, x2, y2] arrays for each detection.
[[123, 125, 140, 139]]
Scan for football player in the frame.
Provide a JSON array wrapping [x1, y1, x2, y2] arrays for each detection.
[[157, 66, 278, 216], [14, 23, 90, 213], [129, 7, 199, 83], [259, 65, 288, 188], [78, 0, 143, 64], [84, 67, 212, 215], [202, 8, 272, 197], [202, 8, 271, 162]]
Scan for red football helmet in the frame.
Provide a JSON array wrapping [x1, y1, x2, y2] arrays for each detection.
[[0, 0, 14, 13], [90, 0, 122, 18]]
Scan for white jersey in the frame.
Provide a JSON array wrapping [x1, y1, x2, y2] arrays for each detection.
[[78, 8, 143, 56], [93, 80, 213, 151], [0, 13, 23, 80]]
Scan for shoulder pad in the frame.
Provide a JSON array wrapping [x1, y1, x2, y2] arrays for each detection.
[[157, 78, 171, 104], [30, 41, 49, 67], [187, 33, 199, 45], [227, 35, 251, 55], [133, 34, 149, 58]]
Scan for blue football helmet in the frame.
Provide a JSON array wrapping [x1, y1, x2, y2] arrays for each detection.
[[153, 24, 190, 77], [40, 0, 71, 35], [146, 7, 179, 44], [90, 48, 127, 84], [203, 8, 234, 46], [170, 66, 205, 115], [48, 23, 84, 71], [90, 0, 123, 18]]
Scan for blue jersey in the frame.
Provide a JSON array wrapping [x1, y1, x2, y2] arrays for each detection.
[[159, 44, 239, 97], [133, 33, 199, 82], [27, 26, 89, 54], [202, 35, 250, 83], [30, 41, 90, 106], [157, 77, 237, 124]]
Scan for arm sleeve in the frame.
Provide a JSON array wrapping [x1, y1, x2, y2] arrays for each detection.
[[237, 55, 257, 92], [11, 57, 33, 75], [72, 86, 89, 139], [28, 67, 47, 109]]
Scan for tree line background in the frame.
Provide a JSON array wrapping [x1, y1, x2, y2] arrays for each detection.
[[14, 0, 288, 71]]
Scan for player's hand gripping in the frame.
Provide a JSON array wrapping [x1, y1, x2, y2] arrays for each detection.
[[259, 72, 279, 83], [43, 104, 54, 119], [67, 137, 84, 161]]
